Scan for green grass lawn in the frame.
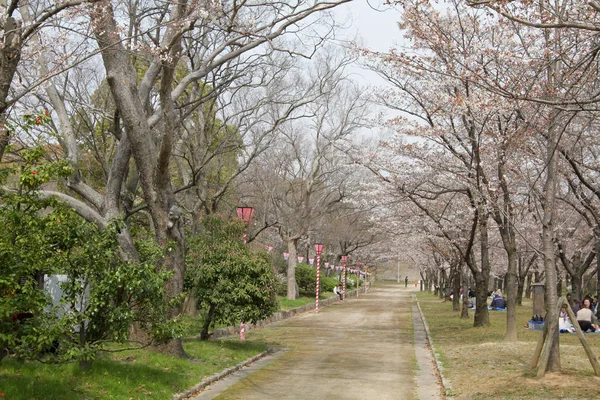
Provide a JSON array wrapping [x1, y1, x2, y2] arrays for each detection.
[[0, 338, 267, 400], [278, 291, 334, 310], [416, 291, 600, 399], [0, 291, 340, 399]]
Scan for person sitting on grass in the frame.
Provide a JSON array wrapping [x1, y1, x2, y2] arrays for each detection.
[[559, 304, 575, 333], [576, 298, 596, 332], [489, 292, 506, 309], [333, 284, 343, 301]]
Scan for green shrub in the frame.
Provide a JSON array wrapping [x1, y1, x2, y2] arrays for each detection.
[[295, 264, 315, 292], [186, 217, 279, 340], [294, 265, 341, 294], [321, 277, 338, 292]]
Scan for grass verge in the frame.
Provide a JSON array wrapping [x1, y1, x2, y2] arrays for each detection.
[[416, 292, 600, 399], [278, 291, 334, 310], [0, 338, 267, 400]]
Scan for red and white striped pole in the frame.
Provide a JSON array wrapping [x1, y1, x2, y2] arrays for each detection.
[[236, 206, 254, 341], [342, 255, 348, 301], [315, 243, 323, 313], [356, 261, 360, 297]]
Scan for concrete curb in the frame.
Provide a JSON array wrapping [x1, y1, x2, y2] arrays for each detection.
[[413, 293, 454, 399], [172, 348, 280, 400]]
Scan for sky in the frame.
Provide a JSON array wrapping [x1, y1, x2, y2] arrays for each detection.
[[330, 1, 406, 137], [335, 0, 403, 53]]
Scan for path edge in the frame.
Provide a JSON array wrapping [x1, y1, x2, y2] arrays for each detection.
[[175, 280, 375, 399], [172, 347, 285, 400], [414, 293, 454, 400]]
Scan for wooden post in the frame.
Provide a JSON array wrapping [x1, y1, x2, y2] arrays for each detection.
[[529, 320, 548, 371], [535, 300, 562, 377], [562, 296, 600, 376]]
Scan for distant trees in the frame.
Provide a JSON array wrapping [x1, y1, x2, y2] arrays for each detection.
[[240, 48, 371, 300], [368, 0, 600, 375]]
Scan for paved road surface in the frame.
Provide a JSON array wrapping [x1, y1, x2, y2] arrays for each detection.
[[192, 283, 443, 400]]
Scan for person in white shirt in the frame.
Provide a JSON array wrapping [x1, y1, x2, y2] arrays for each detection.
[[576, 298, 595, 332], [559, 304, 574, 333], [333, 285, 343, 300]]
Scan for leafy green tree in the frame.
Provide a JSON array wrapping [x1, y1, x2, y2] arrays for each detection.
[[186, 217, 279, 340], [0, 146, 176, 369]]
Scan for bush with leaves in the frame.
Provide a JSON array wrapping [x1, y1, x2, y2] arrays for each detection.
[[0, 146, 176, 368], [295, 264, 316, 293], [186, 217, 279, 340], [295, 264, 339, 294]]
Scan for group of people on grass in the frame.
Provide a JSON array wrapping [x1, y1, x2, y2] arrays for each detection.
[[559, 293, 600, 334]]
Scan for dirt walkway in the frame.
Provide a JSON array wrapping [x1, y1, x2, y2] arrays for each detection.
[[190, 283, 443, 400]]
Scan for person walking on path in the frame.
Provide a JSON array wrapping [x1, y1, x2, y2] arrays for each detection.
[[404, 276, 408, 288]]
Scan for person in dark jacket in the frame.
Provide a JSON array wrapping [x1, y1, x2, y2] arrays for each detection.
[[490, 293, 506, 309]]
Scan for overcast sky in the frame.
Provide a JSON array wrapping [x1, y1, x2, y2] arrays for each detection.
[[330, 1, 405, 137], [335, 0, 403, 52], [327, 1, 407, 91]]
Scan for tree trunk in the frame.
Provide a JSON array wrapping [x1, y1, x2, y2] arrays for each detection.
[[461, 265, 469, 319], [497, 223, 518, 340], [525, 271, 533, 299], [571, 272, 583, 302], [596, 234, 600, 305], [200, 304, 216, 340], [473, 203, 491, 327], [517, 274, 525, 306], [90, 2, 187, 357], [286, 237, 300, 300], [79, 321, 92, 371], [452, 264, 461, 311], [505, 248, 518, 340], [0, 17, 22, 162], [539, 109, 561, 373]]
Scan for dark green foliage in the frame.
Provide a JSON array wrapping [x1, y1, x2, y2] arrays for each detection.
[[321, 276, 338, 292], [295, 264, 316, 292], [295, 264, 339, 293], [0, 147, 175, 366], [186, 217, 279, 339]]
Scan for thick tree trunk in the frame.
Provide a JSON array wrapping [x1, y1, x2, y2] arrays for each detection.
[[90, 2, 187, 357], [571, 272, 583, 302], [498, 224, 518, 340], [473, 271, 490, 326], [0, 17, 22, 162], [286, 237, 300, 300], [200, 304, 216, 341], [596, 235, 600, 305]]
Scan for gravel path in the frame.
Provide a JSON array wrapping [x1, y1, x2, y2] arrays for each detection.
[[189, 283, 444, 400]]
